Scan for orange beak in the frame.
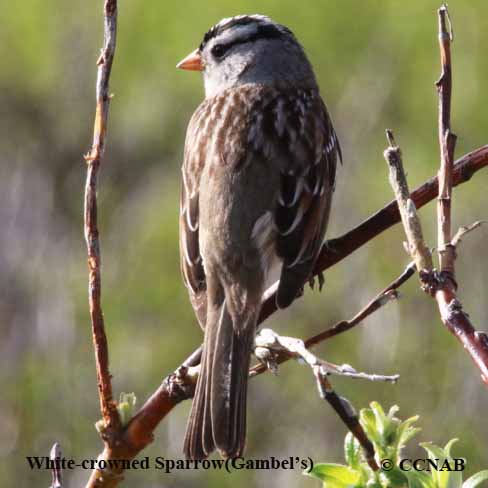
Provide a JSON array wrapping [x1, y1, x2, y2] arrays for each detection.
[[176, 49, 203, 71]]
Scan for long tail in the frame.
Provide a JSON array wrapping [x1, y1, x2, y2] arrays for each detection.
[[183, 300, 256, 459]]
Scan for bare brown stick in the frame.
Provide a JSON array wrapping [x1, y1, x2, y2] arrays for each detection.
[[432, 5, 488, 385], [316, 375, 378, 470], [84, 0, 120, 471], [250, 261, 416, 377], [436, 4, 457, 275], [306, 261, 416, 347], [384, 130, 433, 273]]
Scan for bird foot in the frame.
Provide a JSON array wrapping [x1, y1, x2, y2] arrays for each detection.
[[308, 272, 325, 291]]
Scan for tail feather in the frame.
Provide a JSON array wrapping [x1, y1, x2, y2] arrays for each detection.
[[184, 300, 255, 459]]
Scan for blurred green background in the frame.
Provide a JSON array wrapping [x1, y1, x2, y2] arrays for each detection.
[[1, 1, 487, 487]]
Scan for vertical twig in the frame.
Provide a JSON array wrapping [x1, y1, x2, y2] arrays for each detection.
[[436, 4, 457, 276], [432, 4, 488, 384], [84, 0, 120, 432]]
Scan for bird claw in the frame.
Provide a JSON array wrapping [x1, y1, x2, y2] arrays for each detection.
[[308, 272, 325, 291]]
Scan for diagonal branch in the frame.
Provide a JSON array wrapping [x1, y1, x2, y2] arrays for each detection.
[[250, 260, 416, 377], [259, 144, 488, 324]]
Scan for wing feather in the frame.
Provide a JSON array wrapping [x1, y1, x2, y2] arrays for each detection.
[[271, 93, 341, 308], [179, 100, 212, 328]]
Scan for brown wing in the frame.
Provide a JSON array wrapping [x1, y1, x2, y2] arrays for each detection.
[[179, 99, 212, 329], [249, 88, 341, 308]]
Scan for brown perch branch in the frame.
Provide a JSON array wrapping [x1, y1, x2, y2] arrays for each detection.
[[84, 0, 120, 450]]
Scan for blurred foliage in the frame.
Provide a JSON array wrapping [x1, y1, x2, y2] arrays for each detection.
[[306, 402, 488, 488], [1, 1, 487, 487]]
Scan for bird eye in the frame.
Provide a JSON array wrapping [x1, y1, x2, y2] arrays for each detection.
[[211, 44, 226, 59]]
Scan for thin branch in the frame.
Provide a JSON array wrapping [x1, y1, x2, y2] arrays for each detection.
[[451, 220, 486, 247], [306, 261, 416, 346], [383, 131, 435, 297], [432, 4, 488, 386], [316, 376, 378, 470], [83, 1, 123, 487], [254, 328, 400, 471], [382, 8, 488, 391], [254, 328, 399, 383], [436, 3, 458, 276], [84, 0, 119, 431], [250, 261, 416, 377], [384, 130, 433, 274]]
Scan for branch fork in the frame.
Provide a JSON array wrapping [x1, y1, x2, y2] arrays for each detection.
[[382, 3, 488, 389], [254, 328, 399, 384]]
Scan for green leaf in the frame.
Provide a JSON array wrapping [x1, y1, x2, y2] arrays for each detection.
[[371, 402, 388, 438], [305, 463, 360, 487], [360, 408, 381, 446], [444, 439, 459, 458], [462, 470, 488, 488], [421, 442, 448, 462], [396, 416, 421, 451], [420, 442, 463, 488], [345, 432, 361, 470]]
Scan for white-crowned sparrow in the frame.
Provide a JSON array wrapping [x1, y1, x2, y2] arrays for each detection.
[[177, 14, 341, 460]]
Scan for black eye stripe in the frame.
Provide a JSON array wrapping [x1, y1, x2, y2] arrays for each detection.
[[207, 24, 292, 58]]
